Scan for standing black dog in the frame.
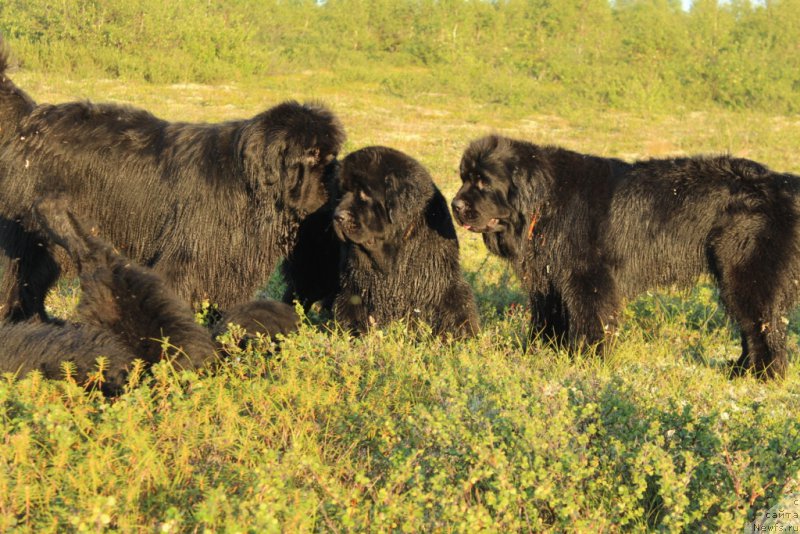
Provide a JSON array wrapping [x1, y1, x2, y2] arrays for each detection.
[[0, 41, 345, 321], [332, 146, 480, 338], [452, 135, 800, 379], [1, 197, 217, 395]]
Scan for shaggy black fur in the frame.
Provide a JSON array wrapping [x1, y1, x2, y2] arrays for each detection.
[[333, 146, 480, 337], [280, 167, 342, 310], [213, 299, 299, 343], [0, 41, 345, 322], [34, 197, 218, 366], [0, 43, 34, 138], [452, 135, 800, 379], [220, 300, 299, 336], [0, 198, 217, 394], [0, 321, 134, 395]]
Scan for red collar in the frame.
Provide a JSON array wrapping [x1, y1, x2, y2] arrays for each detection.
[[526, 208, 541, 241]]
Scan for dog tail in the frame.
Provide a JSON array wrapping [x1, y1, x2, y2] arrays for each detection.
[[32, 197, 97, 267]]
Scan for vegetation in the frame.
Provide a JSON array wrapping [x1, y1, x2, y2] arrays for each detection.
[[2, 0, 800, 114], [2, 314, 798, 532], [1, 1, 799, 531]]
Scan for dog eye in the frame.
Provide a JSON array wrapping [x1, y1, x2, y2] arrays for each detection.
[[477, 179, 490, 191], [359, 190, 371, 202]]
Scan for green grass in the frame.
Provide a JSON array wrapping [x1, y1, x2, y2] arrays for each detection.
[[5, 0, 800, 114], [3, 71, 800, 532]]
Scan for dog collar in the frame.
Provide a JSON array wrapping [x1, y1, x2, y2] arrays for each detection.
[[526, 208, 541, 241]]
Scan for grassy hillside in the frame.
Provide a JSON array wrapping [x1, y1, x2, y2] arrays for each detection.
[[0, 68, 797, 532], [3, 0, 800, 114]]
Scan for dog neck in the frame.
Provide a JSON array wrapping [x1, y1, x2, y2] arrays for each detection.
[[482, 205, 545, 266], [525, 208, 541, 241], [346, 218, 418, 275]]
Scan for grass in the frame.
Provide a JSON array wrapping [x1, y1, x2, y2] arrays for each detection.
[[3, 69, 800, 532]]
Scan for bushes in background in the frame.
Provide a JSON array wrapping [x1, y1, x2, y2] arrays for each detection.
[[2, 0, 799, 113]]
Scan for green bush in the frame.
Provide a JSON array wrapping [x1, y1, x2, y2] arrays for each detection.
[[1, 317, 798, 531]]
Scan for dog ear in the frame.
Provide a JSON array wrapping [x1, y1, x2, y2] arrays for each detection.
[[238, 123, 284, 192], [285, 148, 321, 191], [384, 166, 432, 228], [383, 172, 400, 224], [488, 136, 520, 188]]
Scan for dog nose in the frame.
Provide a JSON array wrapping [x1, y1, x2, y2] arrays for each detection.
[[451, 198, 466, 213], [333, 209, 350, 223]]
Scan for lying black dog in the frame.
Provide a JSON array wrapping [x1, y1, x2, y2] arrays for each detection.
[[333, 146, 480, 338], [1, 198, 301, 393], [0, 198, 217, 394], [452, 135, 800, 379], [0, 321, 136, 395], [0, 39, 345, 321]]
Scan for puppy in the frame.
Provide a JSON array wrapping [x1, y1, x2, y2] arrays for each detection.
[[213, 299, 300, 348], [332, 146, 479, 338]]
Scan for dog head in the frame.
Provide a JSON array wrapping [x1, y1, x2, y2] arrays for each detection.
[[452, 135, 519, 233], [333, 146, 433, 248], [241, 100, 345, 214]]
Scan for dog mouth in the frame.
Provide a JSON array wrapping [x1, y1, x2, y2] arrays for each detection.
[[452, 201, 506, 233], [334, 220, 379, 247], [333, 219, 352, 240], [460, 218, 503, 233]]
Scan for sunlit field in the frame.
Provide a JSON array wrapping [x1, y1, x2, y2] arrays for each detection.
[[0, 68, 795, 532]]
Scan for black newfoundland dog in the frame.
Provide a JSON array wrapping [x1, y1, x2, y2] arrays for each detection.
[[332, 146, 480, 338], [452, 135, 800, 380], [1, 197, 217, 395], [280, 170, 342, 311], [0, 41, 345, 321]]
